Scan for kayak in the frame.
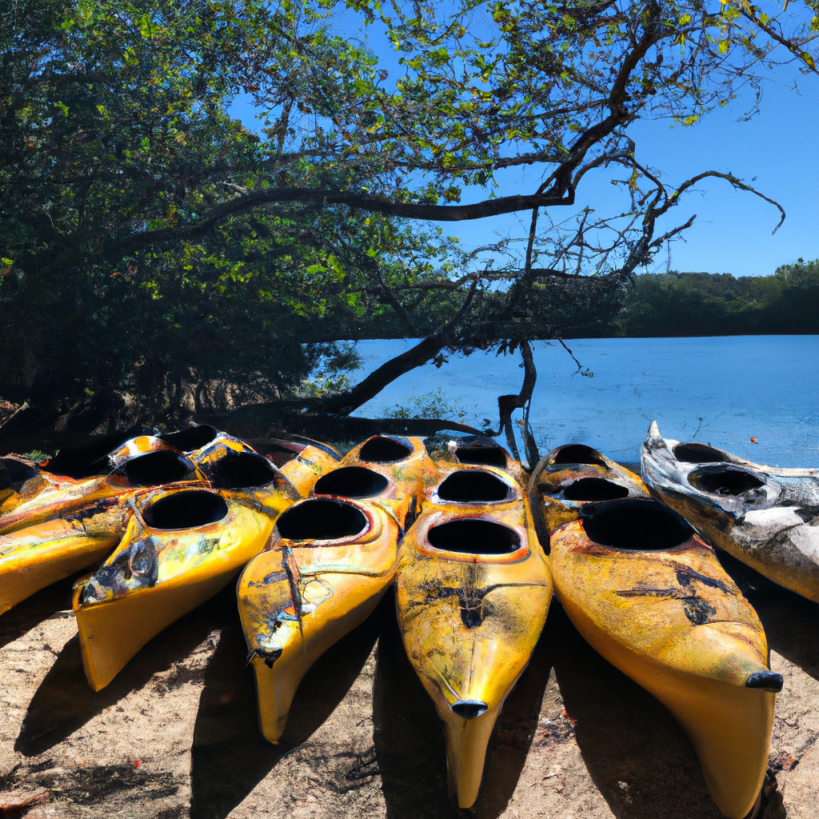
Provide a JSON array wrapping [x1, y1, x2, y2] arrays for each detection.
[[0, 456, 48, 518], [427, 434, 528, 486], [527, 444, 649, 544], [272, 438, 343, 495], [73, 455, 303, 691], [0, 448, 204, 537], [550, 497, 781, 819], [642, 421, 819, 604], [396, 471, 552, 809], [106, 424, 222, 466], [238, 495, 401, 743], [0, 435, 211, 612], [0, 495, 131, 616], [318, 435, 434, 527], [106, 435, 180, 468]]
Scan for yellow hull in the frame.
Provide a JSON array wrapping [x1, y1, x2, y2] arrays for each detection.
[[0, 476, 132, 536], [249, 576, 387, 743], [550, 499, 779, 819], [323, 435, 435, 526], [1, 536, 115, 616], [279, 444, 343, 496], [0, 502, 130, 615], [74, 566, 235, 690], [0, 457, 45, 518], [396, 485, 551, 809], [74, 485, 290, 690], [239, 496, 400, 742], [527, 443, 648, 538], [0, 445, 204, 538], [106, 434, 178, 467], [425, 434, 528, 485]]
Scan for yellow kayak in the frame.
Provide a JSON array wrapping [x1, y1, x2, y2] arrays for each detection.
[[0, 430, 212, 612], [0, 456, 49, 518], [427, 434, 528, 486], [310, 435, 435, 527], [550, 497, 781, 819], [238, 495, 401, 743], [245, 436, 343, 495], [74, 462, 303, 691], [0, 447, 204, 537], [642, 420, 819, 604], [107, 423, 220, 465], [0, 494, 132, 616], [396, 471, 552, 809], [527, 443, 649, 541], [106, 434, 180, 467]]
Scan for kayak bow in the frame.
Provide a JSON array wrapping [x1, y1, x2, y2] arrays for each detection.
[[641, 420, 819, 603], [74, 457, 303, 691], [550, 497, 781, 819], [396, 470, 551, 809], [239, 495, 401, 743]]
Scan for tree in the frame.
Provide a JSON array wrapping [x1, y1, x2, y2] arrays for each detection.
[[1, 0, 817, 455]]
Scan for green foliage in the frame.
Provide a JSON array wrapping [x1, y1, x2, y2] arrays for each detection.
[[0, 0, 465, 419], [383, 387, 472, 421], [614, 262, 819, 337], [0, 0, 816, 427]]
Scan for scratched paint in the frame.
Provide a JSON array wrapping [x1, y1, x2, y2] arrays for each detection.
[[642, 421, 819, 603], [549, 497, 780, 819]]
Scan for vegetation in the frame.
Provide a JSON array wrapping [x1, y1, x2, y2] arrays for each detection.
[[1, 0, 817, 455], [614, 260, 819, 337]]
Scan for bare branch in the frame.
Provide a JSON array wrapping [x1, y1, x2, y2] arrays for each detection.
[[670, 171, 786, 234]]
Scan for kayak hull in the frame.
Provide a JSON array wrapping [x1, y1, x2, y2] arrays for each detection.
[[641, 420, 819, 603], [74, 486, 285, 690], [0, 499, 130, 615], [239, 496, 400, 743], [396, 486, 551, 809], [550, 499, 779, 819]]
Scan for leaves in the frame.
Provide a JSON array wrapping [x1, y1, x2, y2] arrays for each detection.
[[0, 0, 815, 421]]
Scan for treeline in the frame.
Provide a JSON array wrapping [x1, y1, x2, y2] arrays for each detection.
[[606, 260, 819, 337]]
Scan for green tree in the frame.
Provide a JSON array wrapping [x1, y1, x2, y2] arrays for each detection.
[[1, 0, 817, 454]]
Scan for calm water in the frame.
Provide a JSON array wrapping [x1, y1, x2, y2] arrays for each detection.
[[351, 336, 819, 468]]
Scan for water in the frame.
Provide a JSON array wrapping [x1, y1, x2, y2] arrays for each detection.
[[351, 336, 819, 468]]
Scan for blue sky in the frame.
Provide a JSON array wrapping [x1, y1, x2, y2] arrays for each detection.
[[230, 16, 819, 278]]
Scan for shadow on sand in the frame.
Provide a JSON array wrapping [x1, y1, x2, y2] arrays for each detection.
[[189, 593, 383, 819], [549, 601, 724, 819], [372, 591, 554, 819], [15, 585, 234, 756], [0, 575, 78, 652]]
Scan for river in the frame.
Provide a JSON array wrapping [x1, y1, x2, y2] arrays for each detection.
[[350, 335, 819, 468]]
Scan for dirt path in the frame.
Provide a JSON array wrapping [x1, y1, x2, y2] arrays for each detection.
[[1, 573, 817, 819]]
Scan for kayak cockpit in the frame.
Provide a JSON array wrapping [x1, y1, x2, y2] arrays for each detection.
[[358, 436, 414, 463], [426, 519, 522, 556], [121, 450, 197, 487], [313, 466, 390, 499], [276, 498, 369, 542], [142, 489, 229, 530], [581, 499, 694, 551], [687, 465, 766, 497], [673, 442, 729, 463], [560, 477, 630, 501], [435, 471, 515, 504]]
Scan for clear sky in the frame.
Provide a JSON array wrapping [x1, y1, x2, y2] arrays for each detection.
[[230, 15, 819, 278]]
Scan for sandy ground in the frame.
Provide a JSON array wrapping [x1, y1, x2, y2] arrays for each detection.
[[1, 559, 817, 819]]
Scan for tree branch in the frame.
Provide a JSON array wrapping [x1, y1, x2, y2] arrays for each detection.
[[112, 187, 577, 252]]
